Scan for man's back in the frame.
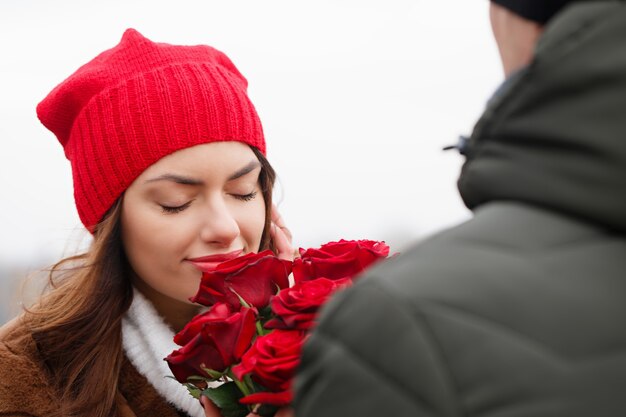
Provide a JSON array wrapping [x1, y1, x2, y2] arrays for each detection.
[[297, 202, 626, 416], [295, 2, 626, 416]]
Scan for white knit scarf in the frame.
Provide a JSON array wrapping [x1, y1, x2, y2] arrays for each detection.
[[121, 289, 207, 417]]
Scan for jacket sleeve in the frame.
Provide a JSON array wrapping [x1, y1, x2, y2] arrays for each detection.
[[294, 279, 462, 417]]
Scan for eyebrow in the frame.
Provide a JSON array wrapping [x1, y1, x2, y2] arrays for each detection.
[[227, 160, 261, 181], [144, 160, 261, 185], [144, 174, 203, 186]]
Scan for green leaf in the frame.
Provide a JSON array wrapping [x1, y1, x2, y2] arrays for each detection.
[[202, 382, 249, 417], [186, 375, 210, 382], [184, 383, 202, 399], [200, 366, 225, 380]]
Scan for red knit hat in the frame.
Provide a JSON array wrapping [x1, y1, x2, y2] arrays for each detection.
[[37, 28, 265, 232]]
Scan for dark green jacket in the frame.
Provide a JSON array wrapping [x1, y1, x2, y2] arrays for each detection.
[[295, 2, 626, 416]]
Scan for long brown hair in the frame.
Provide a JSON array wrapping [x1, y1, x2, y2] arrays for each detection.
[[25, 147, 276, 417]]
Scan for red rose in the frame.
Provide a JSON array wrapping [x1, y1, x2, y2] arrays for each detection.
[[231, 330, 305, 406], [165, 334, 219, 384], [265, 277, 352, 330], [165, 303, 257, 382], [191, 250, 292, 309], [293, 239, 389, 283]]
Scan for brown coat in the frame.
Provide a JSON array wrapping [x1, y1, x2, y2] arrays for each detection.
[[0, 316, 187, 417]]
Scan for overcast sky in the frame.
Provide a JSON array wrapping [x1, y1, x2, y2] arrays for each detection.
[[0, 0, 502, 268]]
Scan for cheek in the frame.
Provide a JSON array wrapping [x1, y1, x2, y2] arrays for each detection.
[[121, 203, 187, 278], [236, 198, 267, 249]]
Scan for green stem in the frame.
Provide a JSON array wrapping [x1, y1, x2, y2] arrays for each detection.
[[243, 375, 255, 391], [227, 369, 251, 397], [256, 321, 265, 336]]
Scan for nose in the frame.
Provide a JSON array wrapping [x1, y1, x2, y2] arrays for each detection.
[[198, 197, 240, 247]]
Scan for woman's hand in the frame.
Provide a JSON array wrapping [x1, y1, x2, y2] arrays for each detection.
[[270, 204, 297, 261], [200, 396, 222, 417]]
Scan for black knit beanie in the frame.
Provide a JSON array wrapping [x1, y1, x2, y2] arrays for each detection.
[[491, 0, 575, 23]]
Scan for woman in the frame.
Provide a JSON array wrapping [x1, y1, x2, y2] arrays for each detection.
[[0, 28, 293, 417]]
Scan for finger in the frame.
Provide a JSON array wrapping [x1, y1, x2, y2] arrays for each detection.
[[200, 396, 222, 417], [281, 224, 293, 244], [271, 221, 295, 261], [271, 204, 293, 243], [271, 203, 283, 224]]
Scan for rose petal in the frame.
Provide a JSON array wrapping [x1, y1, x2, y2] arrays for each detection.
[[239, 390, 292, 406]]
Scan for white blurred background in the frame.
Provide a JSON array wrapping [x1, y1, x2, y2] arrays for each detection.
[[0, 0, 502, 323]]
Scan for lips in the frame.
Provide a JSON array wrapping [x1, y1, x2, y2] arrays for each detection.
[[186, 249, 243, 272]]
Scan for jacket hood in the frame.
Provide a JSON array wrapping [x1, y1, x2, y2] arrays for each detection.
[[459, 1, 626, 233]]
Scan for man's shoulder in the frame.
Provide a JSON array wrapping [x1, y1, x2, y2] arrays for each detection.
[[364, 201, 617, 295], [340, 200, 626, 343]]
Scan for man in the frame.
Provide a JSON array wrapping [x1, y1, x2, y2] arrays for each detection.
[[294, 1, 626, 416]]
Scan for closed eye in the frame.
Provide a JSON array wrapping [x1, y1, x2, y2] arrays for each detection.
[[160, 200, 193, 214], [232, 191, 258, 202]]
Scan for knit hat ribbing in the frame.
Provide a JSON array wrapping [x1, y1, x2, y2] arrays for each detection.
[[491, 0, 575, 23], [37, 28, 265, 232]]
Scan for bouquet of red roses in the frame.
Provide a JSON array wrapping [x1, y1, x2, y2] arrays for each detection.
[[165, 239, 390, 417]]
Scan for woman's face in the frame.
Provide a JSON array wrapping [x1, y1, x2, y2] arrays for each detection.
[[121, 142, 266, 314]]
